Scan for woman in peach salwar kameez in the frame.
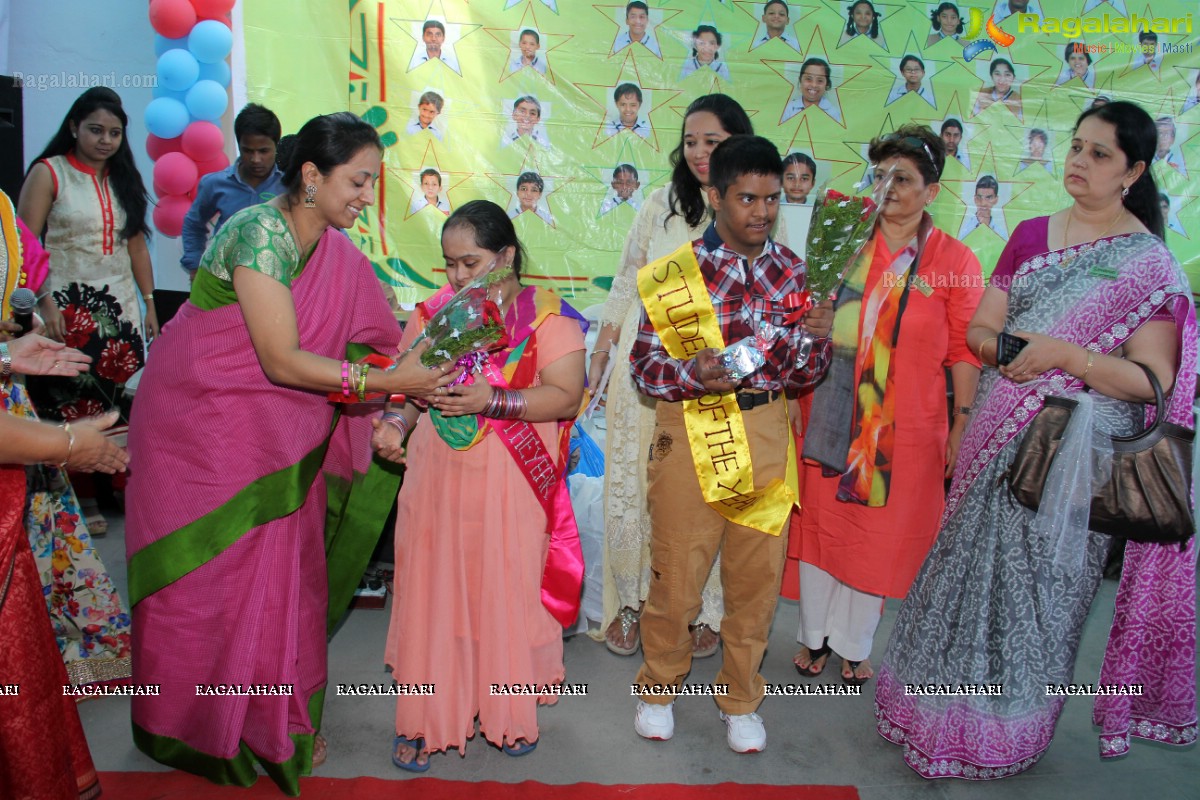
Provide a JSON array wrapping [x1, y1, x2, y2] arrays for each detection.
[[378, 201, 586, 771]]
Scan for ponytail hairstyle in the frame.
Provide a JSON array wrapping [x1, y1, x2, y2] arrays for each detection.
[[1073, 101, 1164, 239], [443, 199, 526, 278], [666, 94, 753, 229], [30, 87, 150, 242]]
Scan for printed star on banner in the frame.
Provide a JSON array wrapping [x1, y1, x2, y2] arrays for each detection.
[[779, 116, 863, 190], [488, 153, 567, 230], [872, 33, 953, 111], [504, 0, 560, 13], [1171, 65, 1200, 118], [1036, 36, 1115, 94], [485, 4, 572, 85], [1082, 0, 1129, 13], [597, 2, 684, 63], [911, 92, 990, 178], [822, 0, 904, 52], [1114, 3, 1187, 81], [1008, 101, 1061, 181], [837, 113, 904, 192], [734, 0, 819, 55], [941, 144, 1038, 246], [574, 51, 681, 151], [766, 29, 870, 128], [1066, 71, 1118, 117], [394, 0, 481, 77], [393, 143, 469, 221]]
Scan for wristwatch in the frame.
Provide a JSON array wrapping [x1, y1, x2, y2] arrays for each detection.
[[0, 341, 11, 379]]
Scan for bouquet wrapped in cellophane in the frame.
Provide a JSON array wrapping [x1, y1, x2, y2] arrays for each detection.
[[407, 262, 511, 383]]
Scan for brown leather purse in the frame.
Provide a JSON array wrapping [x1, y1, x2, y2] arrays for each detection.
[[1007, 361, 1195, 545]]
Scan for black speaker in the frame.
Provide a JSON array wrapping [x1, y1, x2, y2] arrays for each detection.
[[0, 76, 23, 203]]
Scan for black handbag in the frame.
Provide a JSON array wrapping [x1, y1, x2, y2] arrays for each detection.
[[1007, 361, 1195, 545]]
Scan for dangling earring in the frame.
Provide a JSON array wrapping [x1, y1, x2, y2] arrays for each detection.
[[304, 184, 317, 208], [1122, 185, 1129, 197]]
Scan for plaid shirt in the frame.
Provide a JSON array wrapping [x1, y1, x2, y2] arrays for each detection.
[[631, 224, 832, 401]]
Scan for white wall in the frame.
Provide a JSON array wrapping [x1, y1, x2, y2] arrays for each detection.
[[7, 0, 214, 292]]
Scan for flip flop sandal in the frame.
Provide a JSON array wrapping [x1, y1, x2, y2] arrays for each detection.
[[690, 623, 720, 659], [392, 735, 431, 772], [501, 739, 538, 757], [605, 606, 641, 656], [793, 639, 832, 678], [842, 660, 872, 687], [312, 735, 327, 768], [79, 500, 108, 537]]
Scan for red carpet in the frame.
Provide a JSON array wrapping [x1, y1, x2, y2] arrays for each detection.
[[99, 772, 860, 799]]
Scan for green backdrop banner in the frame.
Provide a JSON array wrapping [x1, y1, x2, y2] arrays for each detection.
[[244, 0, 1199, 306]]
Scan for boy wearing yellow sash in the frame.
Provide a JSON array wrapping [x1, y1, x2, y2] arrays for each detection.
[[630, 136, 833, 753]]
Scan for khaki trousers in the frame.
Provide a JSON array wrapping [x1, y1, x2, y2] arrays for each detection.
[[634, 397, 789, 715]]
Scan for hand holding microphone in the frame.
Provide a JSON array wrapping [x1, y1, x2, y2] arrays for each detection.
[[9, 287, 37, 336]]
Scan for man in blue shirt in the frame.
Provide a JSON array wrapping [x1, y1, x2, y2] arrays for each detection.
[[180, 103, 286, 275]]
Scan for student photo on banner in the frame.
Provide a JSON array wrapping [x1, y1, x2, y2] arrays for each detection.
[[838, 0, 887, 49], [972, 57, 1022, 120], [409, 18, 461, 74], [612, 1, 662, 57], [1153, 115, 1187, 177], [1132, 30, 1161, 72], [781, 58, 843, 123], [1016, 128, 1054, 175], [679, 25, 731, 81], [782, 151, 817, 204], [1182, 70, 1200, 114], [502, 95, 552, 148], [606, 83, 651, 139], [1056, 42, 1095, 88], [508, 171, 555, 224], [751, 1, 800, 52], [885, 55, 936, 107], [958, 174, 1009, 240], [939, 118, 971, 169], [510, 28, 548, 75], [926, 2, 964, 48], [1160, 192, 1185, 236], [406, 90, 445, 141], [599, 163, 643, 216], [992, 0, 1041, 24], [410, 168, 450, 215]]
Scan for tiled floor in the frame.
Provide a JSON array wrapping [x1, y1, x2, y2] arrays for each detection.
[[79, 517, 1198, 799]]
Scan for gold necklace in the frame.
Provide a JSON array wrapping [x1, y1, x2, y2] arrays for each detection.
[[1063, 204, 1126, 251]]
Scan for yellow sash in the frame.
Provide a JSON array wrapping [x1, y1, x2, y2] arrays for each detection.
[[636, 242, 796, 535]]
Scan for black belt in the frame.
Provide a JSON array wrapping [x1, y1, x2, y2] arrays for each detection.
[[735, 390, 781, 410]]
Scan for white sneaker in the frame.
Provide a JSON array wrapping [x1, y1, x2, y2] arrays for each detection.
[[720, 711, 766, 753], [634, 701, 674, 740]]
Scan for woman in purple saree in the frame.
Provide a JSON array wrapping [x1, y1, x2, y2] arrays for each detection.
[[875, 101, 1196, 778], [126, 113, 453, 795]]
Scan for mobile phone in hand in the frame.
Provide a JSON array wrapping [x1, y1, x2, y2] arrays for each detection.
[[995, 332, 1029, 366]]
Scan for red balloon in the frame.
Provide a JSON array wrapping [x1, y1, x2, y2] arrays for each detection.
[[153, 151, 199, 197], [153, 194, 193, 238], [190, 0, 236, 19], [181, 121, 225, 163], [145, 134, 183, 161], [149, 0, 197, 39], [195, 152, 231, 176]]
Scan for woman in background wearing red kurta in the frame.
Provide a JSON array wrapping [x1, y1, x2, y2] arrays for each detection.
[[787, 125, 983, 684]]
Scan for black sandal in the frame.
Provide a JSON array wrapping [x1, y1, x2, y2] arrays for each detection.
[[793, 638, 831, 677]]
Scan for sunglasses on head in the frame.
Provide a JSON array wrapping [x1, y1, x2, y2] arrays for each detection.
[[881, 133, 940, 180]]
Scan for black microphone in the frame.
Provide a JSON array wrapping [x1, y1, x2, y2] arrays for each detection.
[[10, 288, 36, 337]]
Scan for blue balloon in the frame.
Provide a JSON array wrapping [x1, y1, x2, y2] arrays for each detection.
[[145, 97, 191, 139], [157, 49, 200, 93], [154, 35, 188, 57], [188, 20, 234, 64], [197, 59, 231, 88], [152, 85, 188, 102], [185, 80, 229, 122]]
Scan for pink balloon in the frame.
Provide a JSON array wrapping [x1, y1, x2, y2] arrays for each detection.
[[181, 121, 225, 163], [195, 152, 231, 176], [149, 0, 197, 39], [145, 134, 183, 161], [153, 151, 199, 197], [153, 194, 193, 238], [190, 0, 236, 19]]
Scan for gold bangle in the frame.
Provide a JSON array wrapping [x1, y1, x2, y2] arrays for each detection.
[[978, 336, 998, 365], [59, 422, 75, 469], [1080, 350, 1094, 383], [142, 292, 155, 300]]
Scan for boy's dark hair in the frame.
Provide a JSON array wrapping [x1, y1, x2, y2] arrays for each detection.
[[1028, 128, 1048, 144], [614, 163, 639, 181], [799, 57, 832, 85], [975, 174, 999, 194], [782, 151, 817, 174], [418, 91, 444, 111], [520, 29, 540, 44], [423, 19, 445, 34], [275, 134, 298, 171], [420, 168, 442, 184], [708, 135, 783, 197], [899, 54, 925, 73], [516, 171, 544, 192], [940, 118, 963, 134], [513, 95, 542, 114], [613, 82, 642, 105], [765, 0, 789, 14], [234, 103, 282, 144], [1138, 30, 1157, 44], [626, 1, 649, 15]]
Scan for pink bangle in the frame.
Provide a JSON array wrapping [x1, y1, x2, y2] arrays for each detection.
[[341, 360, 351, 397]]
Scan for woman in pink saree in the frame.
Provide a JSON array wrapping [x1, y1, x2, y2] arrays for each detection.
[[126, 113, 454, 795], [875, 101, 1196, 778]]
